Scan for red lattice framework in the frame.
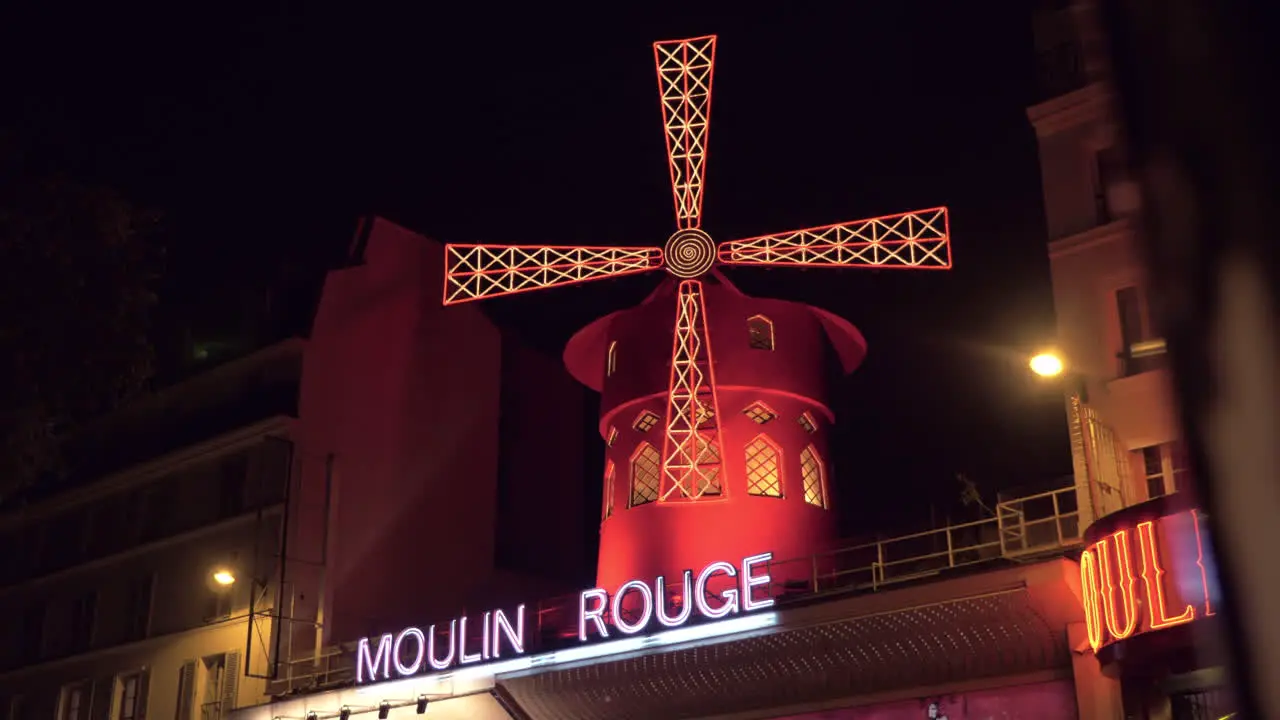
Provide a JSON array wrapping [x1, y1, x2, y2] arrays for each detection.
[[441, 35, 953, 502]]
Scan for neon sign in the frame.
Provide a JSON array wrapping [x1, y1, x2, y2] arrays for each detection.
[[357, 607, 527, 682], [1079, 509, 1218, 652], [356, 552, 774, 683], [579, 552, 774, 641]]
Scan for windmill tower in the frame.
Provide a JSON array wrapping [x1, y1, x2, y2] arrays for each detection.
[[442, 35, 951, 593]]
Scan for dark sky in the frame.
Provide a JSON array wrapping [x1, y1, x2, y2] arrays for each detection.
[[3, 2, 1071, 533]]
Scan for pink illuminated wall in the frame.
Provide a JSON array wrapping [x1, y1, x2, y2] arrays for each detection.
[[773, 680, 1077, 720], [564, 281, 865, 591], [295, 218, 586, 645]]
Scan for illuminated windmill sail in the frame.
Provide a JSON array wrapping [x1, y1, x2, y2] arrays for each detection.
[[442, 34, 951, 499]]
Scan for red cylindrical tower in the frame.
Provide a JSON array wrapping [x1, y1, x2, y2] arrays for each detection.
[[564, 278, 866, 592]]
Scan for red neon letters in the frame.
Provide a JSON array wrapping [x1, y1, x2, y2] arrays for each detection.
[[1078, 510, 1207, 652]]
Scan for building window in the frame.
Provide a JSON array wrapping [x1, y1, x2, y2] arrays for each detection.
[[137, 486, 168, 543], [629, 443, 661, 507], [176, 661, 197, 720], [1169, 687, 1234, 720], [747, 315, 775, 350], [742, 402, 777, 424], [1141, 441, 1191, 499], [1116, 286, 1166, 377], [116, 671, 147, 720], [200, 653, 239, 720], [694, 437, 723, 497], [602, 461, 616, 520], [800, 445, 827, 509], [126, 575, 154, 641], [632, 410, 660, 433], [606, 341, 618, 377], [58, 682, 90, 720], [695, 401, 715, 426], [606, 426, 618, 447], [217, 454, 248, 520], [46, 509, 88, 571], [20, 601, 45, 663], [745, 435, 782, 498], [797, 412, 818, 434], [70, 592, 97, 653], [1092, 140, 1145, 223]]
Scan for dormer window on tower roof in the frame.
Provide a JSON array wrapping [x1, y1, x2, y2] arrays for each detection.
[[743, 402, 777, 424], [633, 410, 660, 433], [747, 315, 774, 351]]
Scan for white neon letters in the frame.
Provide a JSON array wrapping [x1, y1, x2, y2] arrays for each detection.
[[358, 607, 526, 681], [579, 588, 611, 641], [392, 627, 426, 675], [357, 633, 392, 682], [611, 580, 655, 634], [655, 570, 694, 627], [577, 552, 775, 641], [493, 605, 526, 658], [741, 552, 776, 612], [694, 561, 740, 618], [356, 553, 774, 683], [427, 619, 457, 670]]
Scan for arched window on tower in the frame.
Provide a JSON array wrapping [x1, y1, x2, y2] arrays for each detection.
[[744, 435, 782, 498], [799, 445, 827, 509], [747, 315, 775, 350], [607, 341, 618, 376], [602, 460, 616, 520], [630, 443, 661, 507]]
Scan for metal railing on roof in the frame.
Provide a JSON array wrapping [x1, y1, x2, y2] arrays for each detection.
[[263, 484, 1083, 697]]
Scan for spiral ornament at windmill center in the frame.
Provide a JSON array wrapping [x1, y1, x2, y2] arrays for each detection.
[[663, 229, 717, 278]]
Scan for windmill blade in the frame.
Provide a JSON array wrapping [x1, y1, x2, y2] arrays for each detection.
[[660, 279, 727, 502], [654, 35, 716, 231], [443, 244, 663, 305], [718, 207, 951, 269]]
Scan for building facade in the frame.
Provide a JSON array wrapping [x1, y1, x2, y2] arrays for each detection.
[[0, 218, 587, 720], [1028, 2, 1233, 717], [219, 485, 1097, 719], [0, 343, 302, 720]]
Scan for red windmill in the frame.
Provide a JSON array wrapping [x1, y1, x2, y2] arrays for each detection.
[[442, 35, 951, 594]]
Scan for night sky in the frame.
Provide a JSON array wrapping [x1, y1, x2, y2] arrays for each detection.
[[3, 3, 1071, 535]]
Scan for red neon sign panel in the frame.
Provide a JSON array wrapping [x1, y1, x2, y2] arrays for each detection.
[[1078, 509, 1214, 652]]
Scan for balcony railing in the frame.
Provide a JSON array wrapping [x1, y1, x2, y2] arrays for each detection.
[[201, 701, 224, 720], [766, 485, 1081, 594], [263, 484, 1084, 696]]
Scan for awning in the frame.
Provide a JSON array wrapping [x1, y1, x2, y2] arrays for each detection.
[[497, 562, 1078, 719]]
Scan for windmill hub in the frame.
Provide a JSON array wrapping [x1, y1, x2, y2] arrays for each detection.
[[663, 228, 717, 278]]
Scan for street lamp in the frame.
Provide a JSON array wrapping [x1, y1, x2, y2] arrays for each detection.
[[1027, 348, 1122, 529], [1029, 351, 1065, 378], [212, 569, 236, 586]]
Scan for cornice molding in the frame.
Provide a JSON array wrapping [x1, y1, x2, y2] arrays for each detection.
[[1027, 82, 1114, 138], [1048, 219, 1136, 260], [0, 415, 295, 525]]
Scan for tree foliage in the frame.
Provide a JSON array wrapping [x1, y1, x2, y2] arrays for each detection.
[[0, 162, 161, 501]]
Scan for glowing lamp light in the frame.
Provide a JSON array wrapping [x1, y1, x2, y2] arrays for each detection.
[[212, 569, 236, 586], [1029, 352, 1065, 378]]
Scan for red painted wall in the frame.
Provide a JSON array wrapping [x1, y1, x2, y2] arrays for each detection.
[[298, 218, 503, 642], [566, 281, 865, 590], [490, 339, 588, 591]]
